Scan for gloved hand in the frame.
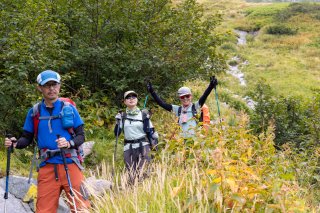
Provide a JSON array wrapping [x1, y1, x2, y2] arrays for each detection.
[[146, 81, 154, 93], [210, 76, 218, 89]]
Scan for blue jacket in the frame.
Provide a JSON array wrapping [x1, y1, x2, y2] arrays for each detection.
[[23, 99, 84, 167]]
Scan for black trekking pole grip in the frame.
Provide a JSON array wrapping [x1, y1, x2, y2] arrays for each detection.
[[114, 113, 121, 162], [56, 134, 75, 197], [4, 134, 14, 199], [57, 134, 68, 169]]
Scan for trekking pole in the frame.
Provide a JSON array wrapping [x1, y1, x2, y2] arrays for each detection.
[[214, 87, 222, 123], [28, 145, 38, 184], [57, 135, 77, 213], [4, 134, 14, 213], [143, 95, 149, 109], [112, 115, 121, 177]]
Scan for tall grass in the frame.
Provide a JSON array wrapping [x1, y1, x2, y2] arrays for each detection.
[[88, 114, 318, 212]]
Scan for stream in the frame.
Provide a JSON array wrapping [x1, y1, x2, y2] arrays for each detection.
[[227, 30, 257, 109]]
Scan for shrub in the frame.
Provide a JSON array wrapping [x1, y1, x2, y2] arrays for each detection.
[[249, 80, 320, 148], [266, 24, 297, 35], [275, 3, 320, 22], [220, 42, 237, 52]]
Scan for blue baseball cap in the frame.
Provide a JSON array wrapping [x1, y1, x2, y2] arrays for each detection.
[[36, 70, 61, 85]]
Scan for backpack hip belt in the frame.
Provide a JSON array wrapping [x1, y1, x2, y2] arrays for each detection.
[[40, 148, 84, 170], [124, 136, 147, 144]]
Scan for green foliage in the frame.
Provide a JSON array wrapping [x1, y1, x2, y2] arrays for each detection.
[[220, 91, 250, 113], [249, 80, 320, 148], [266, 24, 297, 35], [247, 79, 274, 134], [89, 116, 319, 211], [275, 2, 320, 22], [0, 0, 226, 134], [220, 42, 237, 52]]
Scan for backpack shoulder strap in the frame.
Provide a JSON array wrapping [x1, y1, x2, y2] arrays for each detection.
[[32, 102, 41, 139], [191, 103, 197, 117], [141, 109, 150, 121], [178, 106, 182, 117], [141, 109, 151, 134], [121, 111, 127, 131]]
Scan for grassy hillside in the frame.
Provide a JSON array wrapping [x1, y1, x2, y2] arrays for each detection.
[[87, 1, 320, 211], [215, 1, 320, 99], [89, 115, 319, 212], [1, 0, 319, 211]]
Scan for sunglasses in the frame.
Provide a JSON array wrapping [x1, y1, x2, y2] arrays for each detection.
[[42, 82, 60, 89], [179, 94, 191, 100], [125, 95, 137, 100]]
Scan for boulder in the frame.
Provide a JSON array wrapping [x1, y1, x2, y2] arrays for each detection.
[[0, 176, 69, 213], [85, 176, 112, 196]]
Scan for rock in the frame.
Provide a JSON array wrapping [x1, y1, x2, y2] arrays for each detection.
[[0, 176, 35, 213], [0, 176, 70, 213], [82, 141, 95, 158], [85, 176, 112, 196]]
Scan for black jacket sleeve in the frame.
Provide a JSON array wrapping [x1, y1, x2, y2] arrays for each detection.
[[15, 130, 34, 149], [149, 91, 173, 112], [198, 82, 215, 107], [72, 124, 85, 148]]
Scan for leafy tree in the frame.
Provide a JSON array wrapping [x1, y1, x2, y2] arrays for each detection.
[[248, 79, 275, 135], [0, 0, 226, 135]]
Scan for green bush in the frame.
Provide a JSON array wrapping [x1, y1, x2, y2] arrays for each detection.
[[266, 24, 297, 35], [0, 0, 226, 135], [275, 3, 320, 22], [249, 80, 320, 148], [220, 42, 237, 52]]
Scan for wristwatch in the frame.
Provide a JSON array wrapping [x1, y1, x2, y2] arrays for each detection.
[[69, 140, 75, 148]]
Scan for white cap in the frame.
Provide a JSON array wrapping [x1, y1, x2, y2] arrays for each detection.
[[177, 87, 191, 97], [124, 90, 138, 99]]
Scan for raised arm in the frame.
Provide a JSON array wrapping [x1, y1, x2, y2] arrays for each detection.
[[198, 76, 218, 107], [147, 82, 173, 112]]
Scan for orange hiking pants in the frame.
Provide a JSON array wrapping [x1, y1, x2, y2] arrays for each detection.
[[37, 163, 90, 213]]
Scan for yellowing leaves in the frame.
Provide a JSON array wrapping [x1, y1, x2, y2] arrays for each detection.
[[170, 178, 185, 198], [23, 183, 37, 210], [23, 183, 37, 202], [212, 177, 222, 183], [226, 178, 238, 193], [206, 169, 217, 175], [94, 119, 104, 126]]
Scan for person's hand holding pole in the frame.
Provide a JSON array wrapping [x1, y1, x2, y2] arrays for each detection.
[[146, 81, 154, 94], [4, 134, 16, 213], [210, 76, 218, 89]]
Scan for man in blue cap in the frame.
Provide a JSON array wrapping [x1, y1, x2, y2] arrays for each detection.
[[4, 70, 90, 212]]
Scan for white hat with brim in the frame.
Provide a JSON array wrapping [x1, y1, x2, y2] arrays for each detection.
[[124, 90, 138, 99], [177, 87, 191, 97]]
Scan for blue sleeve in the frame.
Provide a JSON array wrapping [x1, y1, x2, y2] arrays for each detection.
[[72, 105, 84, 128], [23, 108, 34, 133]]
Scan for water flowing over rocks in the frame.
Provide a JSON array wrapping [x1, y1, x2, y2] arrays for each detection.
[[226, 30, 258, 109]]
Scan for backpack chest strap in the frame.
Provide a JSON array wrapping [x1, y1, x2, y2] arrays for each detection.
[[38, 115, 60, 133], [38, 115, 60, 120], [124, 117, 143, 122]]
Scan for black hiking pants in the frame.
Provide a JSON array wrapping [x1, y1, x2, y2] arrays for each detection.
[[124, 144, 151, 183]]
